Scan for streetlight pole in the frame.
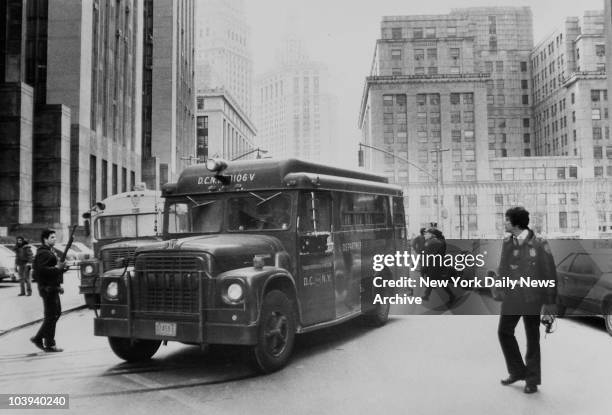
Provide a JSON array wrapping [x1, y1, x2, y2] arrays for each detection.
[[231, 147, 268, 161], [430, 145, 449, 230], [358, 142, 444, 226]]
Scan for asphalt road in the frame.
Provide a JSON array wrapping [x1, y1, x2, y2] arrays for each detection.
[[0, 309, 611, 415]]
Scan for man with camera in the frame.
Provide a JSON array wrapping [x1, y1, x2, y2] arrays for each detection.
[[496, 207, 557, 394]]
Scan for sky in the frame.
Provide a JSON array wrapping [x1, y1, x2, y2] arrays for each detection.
[[245, 0, 605, 167]]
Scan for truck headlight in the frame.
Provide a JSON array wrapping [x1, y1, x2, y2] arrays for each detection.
[[80, 262, 98, 277], [84, 265, 95, 275], [105, 281, 119, 300], [227, 283, 244, 302]]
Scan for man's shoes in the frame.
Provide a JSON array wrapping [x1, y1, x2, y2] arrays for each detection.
[[524, 384, 538, 394], [44, 346, 63, 353], [18, 293, 25, 296], [30, 337, 45, 351], [501, 375, 525, 385]]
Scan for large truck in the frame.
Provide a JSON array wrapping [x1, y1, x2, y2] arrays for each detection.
[[79, 185, 164, 308]]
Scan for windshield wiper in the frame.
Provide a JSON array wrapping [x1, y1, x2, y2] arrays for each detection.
[[186, 196, 216, 208], [256, 192, 283, 207]]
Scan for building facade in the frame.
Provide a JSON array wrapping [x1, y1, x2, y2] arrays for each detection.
[[194, 0, 252, 117], [0, 0, 143, 238], [254, 35, 338, 163], [195, 88, 256, 161], [359, 6, 610, 238]]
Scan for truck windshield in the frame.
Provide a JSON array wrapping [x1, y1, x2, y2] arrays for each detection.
[[95, 214, 159, 240], [227, 192, 292, 231], [166, 197, 223, 234]]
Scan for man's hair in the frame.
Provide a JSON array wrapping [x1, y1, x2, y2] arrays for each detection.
[[419, 227, 426, 235], [505, 207, 530, 229], [40, 229, 56, 244]]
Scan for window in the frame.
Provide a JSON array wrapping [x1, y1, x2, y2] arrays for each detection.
[[558, 193, 567, 205], [520, 61, 528, 72], [463, 93, 473, 104], [522, 95, 529, 105], [523, 118, 530, 128], [425, 27, 435, 38], [451, 111, 461, 123], [524, 149, 531, 156], [450, 93, 460, 105], [607, 146, 612, 159], [592, 90, 601, 102], [414, 49, 424, 60], [383, 95, 394, 106], [413, 28, 423, 38], [495, 61, 504, 72], [559, 212, 567, 229], [464, 130, 474, 141], [428, 66, 438, 75], [521, 80, 528, 89], [523, 133, 530, 143], [450, 48, 460, 59], [429, 94, 440, 105], [464, 149, 475, 161], [593, 127, 602, 140], [427, 48, 437, 59], [464, 111, 474, 123], [493, 168, 502, 180], [596, 44, 605, 57], [485, 61, 493, 73], [391, 49, 402, 59], [595, 166, 604, 177], [447, 27, 457, 37], [452, 149, 462, 162], [392, 27, 402, 40], [452, 130, 462, 142], [383, 113, 393, 124], [557, 167, 566, 179], [594, 146, 603, 159]]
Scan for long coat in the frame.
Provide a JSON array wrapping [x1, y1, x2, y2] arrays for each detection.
[[33, 245, 64, 289], [422, 236, 447, 279], [496, 229, 557, 312]]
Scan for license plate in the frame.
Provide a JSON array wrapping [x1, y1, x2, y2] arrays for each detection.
[[155, 321, 177, 337]]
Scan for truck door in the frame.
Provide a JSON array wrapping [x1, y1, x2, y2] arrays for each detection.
[[297, 191, 335, 326]]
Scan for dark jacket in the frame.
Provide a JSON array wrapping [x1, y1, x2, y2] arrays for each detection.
[[14, 242, 33, 265], [497, 229, 557, 305], [411, 235, 425, 254], [33, 245, 64, 288], [422, 236, 447, 279]]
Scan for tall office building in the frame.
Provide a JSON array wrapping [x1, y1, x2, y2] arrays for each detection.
[[359, 6, 608, 238], [254, 34, 338, 163], [142, 0, 195, 188], [194, 0, 252, 117], [0, 0, 143, 237]]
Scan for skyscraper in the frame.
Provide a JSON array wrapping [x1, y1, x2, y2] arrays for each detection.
[[254, 34, 338, 163], [0, 0, 143, 237], [195, 0, 252, 116]]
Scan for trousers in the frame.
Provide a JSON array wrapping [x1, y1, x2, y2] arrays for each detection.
[[33, 288, 62, 348], [498, 314, 541, 385], [18, 264, 32, 295]]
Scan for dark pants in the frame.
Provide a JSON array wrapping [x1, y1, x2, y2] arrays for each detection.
[[498, 314, 541, 385], [33, 288, 62, 348], [18, 264, 32, 295]]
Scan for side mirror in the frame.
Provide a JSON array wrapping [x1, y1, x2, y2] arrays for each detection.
[[95, 202, 106, 211], [82, 212, 91, 219]]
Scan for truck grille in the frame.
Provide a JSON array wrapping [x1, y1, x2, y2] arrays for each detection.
[[132, 254, 205, 314], [101, 247, 136, 272]]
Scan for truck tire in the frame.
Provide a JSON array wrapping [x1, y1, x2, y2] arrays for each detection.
[[361, 272, 391, 327], [604, 302, 612, 336], [108, 337, 161, 362], [251, 290, 296, 373]]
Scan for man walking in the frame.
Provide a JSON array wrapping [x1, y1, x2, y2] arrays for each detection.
[[30, 229, 68, 353], [14, 236, 33, 296], [497, 207, 557, 394]]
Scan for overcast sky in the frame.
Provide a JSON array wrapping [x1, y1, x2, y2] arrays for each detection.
[[245, 0, 605, 167]]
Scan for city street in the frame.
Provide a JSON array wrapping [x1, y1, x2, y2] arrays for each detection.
[[0, 307, 610, 415]]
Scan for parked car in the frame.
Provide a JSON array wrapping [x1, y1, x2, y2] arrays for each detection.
[[0, 245, 18, 282], [556, 251, 612, 336]]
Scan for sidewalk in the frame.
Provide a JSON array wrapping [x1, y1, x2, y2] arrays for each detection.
[[0, 269, 85, 335]]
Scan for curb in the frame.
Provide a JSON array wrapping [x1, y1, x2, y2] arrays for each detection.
[[0, 305, 88, 338]]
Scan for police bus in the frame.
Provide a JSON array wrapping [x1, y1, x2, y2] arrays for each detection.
[[94, 159, 406, 372], [79, 185, 163, 308]]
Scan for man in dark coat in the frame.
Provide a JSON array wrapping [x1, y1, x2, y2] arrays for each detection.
[[14, 236, 33, 296], [411, 228, 426, 254], [497, 207, 557, 394], [30, 229, 68, 352], [421, 228, 455, 303]]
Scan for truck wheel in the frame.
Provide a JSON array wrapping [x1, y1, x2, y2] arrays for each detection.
[[604, 302, 612, 336], [361, 273, 391, 327], [108, 337, 161, 362], [251, 290, 296, 373]]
